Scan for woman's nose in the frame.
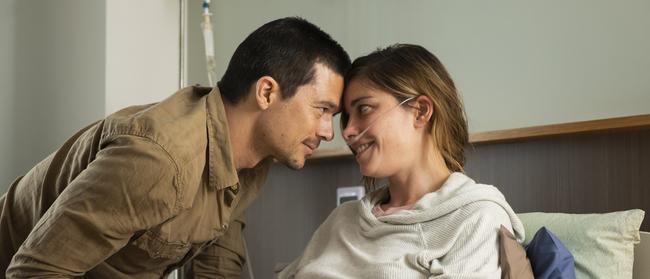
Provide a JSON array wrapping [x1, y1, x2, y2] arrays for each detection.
[[341, 122, 359, 143]]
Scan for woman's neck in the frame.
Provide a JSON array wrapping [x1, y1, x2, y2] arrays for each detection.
[[383, 151, 451, 209]]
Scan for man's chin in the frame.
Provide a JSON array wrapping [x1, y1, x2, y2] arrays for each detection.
[[287, 158, 306, 170], [277, 155, 306, 170]]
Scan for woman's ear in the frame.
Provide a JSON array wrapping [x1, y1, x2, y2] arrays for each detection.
[[254, 76, 280, 110], [413, 96, 434, 129]]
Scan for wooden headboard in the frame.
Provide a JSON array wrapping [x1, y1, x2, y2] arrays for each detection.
[[465, 127, 650, 231]]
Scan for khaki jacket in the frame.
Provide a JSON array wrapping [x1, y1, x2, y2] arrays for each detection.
[[0, 86, 270, 278]]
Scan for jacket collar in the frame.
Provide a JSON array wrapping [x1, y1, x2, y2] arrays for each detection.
[[204, 86, 239, 189]]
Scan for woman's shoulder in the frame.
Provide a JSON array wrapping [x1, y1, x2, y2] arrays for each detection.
[[461, 200, 512, 222], [325, 200, 364, 222]]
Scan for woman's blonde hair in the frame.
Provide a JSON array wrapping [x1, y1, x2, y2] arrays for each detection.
[[341, 44, 469, 191]]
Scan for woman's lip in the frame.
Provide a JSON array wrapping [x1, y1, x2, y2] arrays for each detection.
[[350, 141, 371, 152], [355, 141, 374, 158]]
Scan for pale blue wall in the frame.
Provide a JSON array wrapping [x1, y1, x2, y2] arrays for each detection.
[[0, 0, 106, 191], [186, 0, 650, 151]]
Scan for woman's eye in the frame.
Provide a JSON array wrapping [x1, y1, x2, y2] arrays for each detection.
[[359, 105, 372, 114]]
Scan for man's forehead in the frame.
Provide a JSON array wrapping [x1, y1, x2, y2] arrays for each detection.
[[311, 62, 343, 83], [311, 66, 343, 94]]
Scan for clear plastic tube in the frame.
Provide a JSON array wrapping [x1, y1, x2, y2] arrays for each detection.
[[201, 0, 217, 86], [345, 96, 415, 146]]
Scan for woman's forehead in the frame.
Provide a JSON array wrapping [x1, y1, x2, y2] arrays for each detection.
[[344, 80, 387, 103]]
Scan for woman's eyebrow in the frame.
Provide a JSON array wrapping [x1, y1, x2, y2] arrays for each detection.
[[350, 96, 373, 107]]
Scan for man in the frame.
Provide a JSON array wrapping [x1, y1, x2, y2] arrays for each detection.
[[0, 17, 349, 278]]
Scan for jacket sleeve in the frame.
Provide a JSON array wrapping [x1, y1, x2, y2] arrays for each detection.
[[6, 135, 180, 278], [189, 217, 247, 279]]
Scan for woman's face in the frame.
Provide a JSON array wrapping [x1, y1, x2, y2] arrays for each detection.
[[342, 79, 417, 177]]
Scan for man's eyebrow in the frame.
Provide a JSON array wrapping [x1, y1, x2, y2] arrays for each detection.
[[316, 100, 338, 110]]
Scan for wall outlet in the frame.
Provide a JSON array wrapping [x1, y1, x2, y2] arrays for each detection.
[[336, 186, 365, 206]]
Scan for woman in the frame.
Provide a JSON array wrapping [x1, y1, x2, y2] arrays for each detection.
[[278, 44, 524, 278]]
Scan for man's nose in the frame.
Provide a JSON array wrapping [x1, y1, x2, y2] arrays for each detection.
[[317, 117, 334, 141]]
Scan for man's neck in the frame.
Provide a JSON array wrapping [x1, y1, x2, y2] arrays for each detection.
[[223, 101, 264, 171]]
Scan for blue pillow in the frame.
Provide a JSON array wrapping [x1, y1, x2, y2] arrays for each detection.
[[525, 227, 576, 279]]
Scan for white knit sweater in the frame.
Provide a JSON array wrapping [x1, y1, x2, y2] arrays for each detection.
[[277, 172, 525, 279]]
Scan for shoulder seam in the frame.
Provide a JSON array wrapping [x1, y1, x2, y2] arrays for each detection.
[[103, 134, 183, 213]]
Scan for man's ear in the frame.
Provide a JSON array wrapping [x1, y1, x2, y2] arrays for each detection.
[[253, 76, 281, 110], [413, 96, 434, 129]]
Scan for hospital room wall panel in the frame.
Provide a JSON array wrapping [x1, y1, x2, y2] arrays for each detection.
[[0, 0, 181, 192], [104, 0, 180, 115], [1, 0, 106, 192], [0, 0, 16, 193]]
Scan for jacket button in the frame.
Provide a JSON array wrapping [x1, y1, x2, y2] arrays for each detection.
[[222, 223, 229, 230]]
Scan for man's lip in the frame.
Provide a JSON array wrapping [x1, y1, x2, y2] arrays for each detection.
[[304, 143, 317, 151]]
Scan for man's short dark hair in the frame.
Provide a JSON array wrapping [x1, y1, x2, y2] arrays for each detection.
[[218, 17, 350, 104]]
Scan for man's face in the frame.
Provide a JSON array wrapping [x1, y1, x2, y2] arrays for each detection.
[[261, 63, 344, 169]]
